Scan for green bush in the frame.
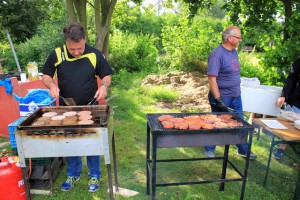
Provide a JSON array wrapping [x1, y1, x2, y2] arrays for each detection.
[[239, 52, 283, 86], [161, 15, 224, 72], [108, 29, 158, 73], [112, 1, 163, 53], [1, 23, 64, 73]]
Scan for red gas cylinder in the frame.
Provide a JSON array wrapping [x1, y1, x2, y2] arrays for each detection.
[[0, 156, 27, 200]]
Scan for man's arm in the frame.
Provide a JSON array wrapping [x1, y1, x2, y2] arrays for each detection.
[[208, 75, 220, 99], [42, 74, 59, 98], [95, 75, 111, 100], [208, 75, 228, 111]]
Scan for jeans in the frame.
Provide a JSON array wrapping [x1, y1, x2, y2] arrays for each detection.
[[67, 156, 101, 179], [204, 92, 249, 154]]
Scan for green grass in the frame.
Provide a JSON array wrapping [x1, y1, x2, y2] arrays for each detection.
[[142, 85, 180, 102], [0, 71, 299, 200]]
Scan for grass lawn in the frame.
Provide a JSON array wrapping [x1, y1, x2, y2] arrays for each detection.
[[0, 71, 299, 200]]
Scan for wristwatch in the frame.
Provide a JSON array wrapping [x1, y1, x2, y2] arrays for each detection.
[[101, 84, 109, 91]]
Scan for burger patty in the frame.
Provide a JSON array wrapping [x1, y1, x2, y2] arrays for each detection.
[[157, 114, 242, 130]]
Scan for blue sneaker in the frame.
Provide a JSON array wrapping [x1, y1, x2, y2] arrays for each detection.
[[273, 148, 284, 159], [88, 177, 100, 192], [61, 176, 80, 191]]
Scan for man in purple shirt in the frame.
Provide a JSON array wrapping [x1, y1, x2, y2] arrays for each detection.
[[205, 26, 257, 160]]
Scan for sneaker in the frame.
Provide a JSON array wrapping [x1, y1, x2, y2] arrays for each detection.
[[88, 177, 100, 192], [205, 150, 215, 158], [237, 151, 257, 160], [273, 148, 284, 159], [61, 176, 80, 191]]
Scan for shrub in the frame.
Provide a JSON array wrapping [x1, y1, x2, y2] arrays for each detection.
[[1, 24, 64, 73], [161, 14, 224, 72], [108, 29, 158, 73]]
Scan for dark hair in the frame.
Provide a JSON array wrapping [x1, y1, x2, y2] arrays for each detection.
[[63, 23, 85, 42]]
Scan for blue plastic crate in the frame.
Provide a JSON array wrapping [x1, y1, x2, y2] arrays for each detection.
[[8, 117, 25, 148]]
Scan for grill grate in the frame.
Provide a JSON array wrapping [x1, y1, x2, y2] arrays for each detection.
[[147, 112, 254, 133], [18, 105, 111, 131]]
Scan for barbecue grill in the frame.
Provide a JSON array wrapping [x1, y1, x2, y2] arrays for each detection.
[[15, 105, 118, 200], [146, 112, 254, 200]]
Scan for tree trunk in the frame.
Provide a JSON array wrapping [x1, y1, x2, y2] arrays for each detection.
[[94, 0, 117, 56], [65, 0, 117, 55], [65, 0, 89, 43], [281, 0, 292, 42], [73, 0, 88, 43], [65, 0, 77, 22]]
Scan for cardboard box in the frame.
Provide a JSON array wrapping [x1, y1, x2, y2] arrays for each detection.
[[241, 85, 282, 116], [19, 99, 56, 117]]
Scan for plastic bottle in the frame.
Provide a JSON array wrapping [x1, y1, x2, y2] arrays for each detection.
[[27, 61, 38, 81]]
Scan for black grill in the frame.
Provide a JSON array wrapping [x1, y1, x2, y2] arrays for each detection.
[[147, 112, 254, 135]]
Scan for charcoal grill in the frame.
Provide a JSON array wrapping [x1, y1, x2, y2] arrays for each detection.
[[146, 112, 254, 200], [15, 105, 118, 200]]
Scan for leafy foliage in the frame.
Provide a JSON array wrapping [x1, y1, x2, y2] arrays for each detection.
[[161, 13, 223, 72], [179, 0, 215, 18], [239, 52, 268, 85], [0, 1, 66, 72], [112, 1, 163, 52], [224, 0, 300, 83], [108, 29, 158, 73], [0, 1, 50, 43], [1, 31, 64, 73]]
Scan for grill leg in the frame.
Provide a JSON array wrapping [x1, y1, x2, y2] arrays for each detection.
[[22, 167, 31, 200], [112, 132, 119, 192], [146, 123, 151, 195], [107, 164, 114, 200], [219, 145, 229, 191], [151, 135, 158, 200], [240, 130, 253, 200], [45, 158, 54, 192]]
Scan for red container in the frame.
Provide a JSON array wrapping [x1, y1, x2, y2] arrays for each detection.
[[0, 156, 26, 200]]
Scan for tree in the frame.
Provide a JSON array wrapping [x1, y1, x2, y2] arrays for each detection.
[[181, 0, 300, 83], [0, 0, 48, 43], [65, 0, 142, 57], [224, 0, 300, 83], [177, 0, 214, 18]]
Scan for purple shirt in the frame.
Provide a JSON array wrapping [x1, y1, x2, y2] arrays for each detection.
[[207, 45, 241, 97]]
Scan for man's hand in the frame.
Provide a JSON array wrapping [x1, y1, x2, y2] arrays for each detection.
[[276, 97, 285, 108], [214, 97, 228, 112]]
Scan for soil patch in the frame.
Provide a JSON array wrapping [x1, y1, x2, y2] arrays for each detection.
[[141, 71, 211, 112]]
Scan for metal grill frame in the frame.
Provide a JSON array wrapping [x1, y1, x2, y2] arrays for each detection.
[[15, 105, 118, 200], [146, 112, 255, 200]]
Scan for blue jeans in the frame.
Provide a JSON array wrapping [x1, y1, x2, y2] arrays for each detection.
[[204, 93, 249, 154], [67, 156, 101, 179]]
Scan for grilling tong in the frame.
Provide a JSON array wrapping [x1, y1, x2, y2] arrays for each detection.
[[87, 97, 97, 105]]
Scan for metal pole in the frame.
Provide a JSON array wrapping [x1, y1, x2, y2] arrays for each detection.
[[5, 29, 22, 73]]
